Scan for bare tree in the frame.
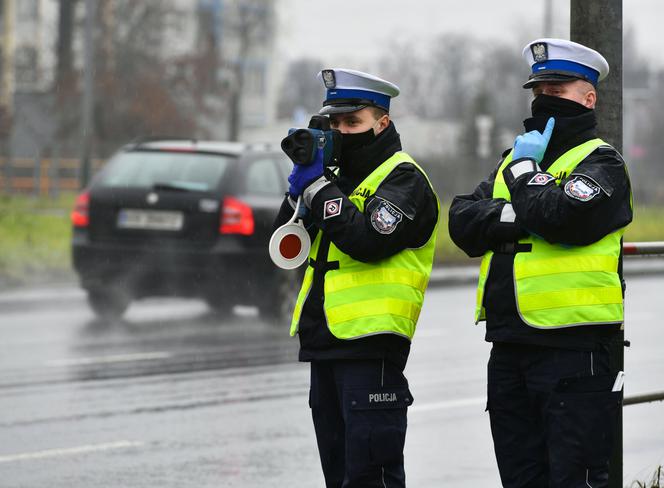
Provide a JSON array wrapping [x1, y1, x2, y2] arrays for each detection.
[[376, 40, 429, 118], [224, 0, 275, 141], [276, 58, 324, 120], [54, 0, 79, 154], [93, 1, 196, 154], [53, 0, 198, 156]]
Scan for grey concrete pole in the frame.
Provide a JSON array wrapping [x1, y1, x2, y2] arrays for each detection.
[[571, 3, 623, 487], [570, 0, 623, 152]]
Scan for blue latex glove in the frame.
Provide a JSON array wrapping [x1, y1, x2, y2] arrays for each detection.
[[288, 147, 324, 198], [512, 117, 555, 163]]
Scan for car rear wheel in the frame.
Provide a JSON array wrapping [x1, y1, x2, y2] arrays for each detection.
[[86, 287, 131, 320]]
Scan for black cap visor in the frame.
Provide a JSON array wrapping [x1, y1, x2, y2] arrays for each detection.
[[523, 70, 593, 89], [319, 103, 368, 115], [319, 97, 388, 115]]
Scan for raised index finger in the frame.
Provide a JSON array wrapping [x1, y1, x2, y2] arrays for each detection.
[[542, 117, 556, 143]]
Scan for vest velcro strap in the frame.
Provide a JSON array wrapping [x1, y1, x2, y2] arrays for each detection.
[[326, 298, 421, 325], [308, 258, 340, 272], [494, 243, 532, 254], [518, 286, 624, 312], [515, 255, 619, 280], [325, 268, 429, 293]]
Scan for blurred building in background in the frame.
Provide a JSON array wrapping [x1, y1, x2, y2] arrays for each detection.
[[188, 0, 278, 140], [12, 0, 55, 91], [1, 0, 277, 165], [0, 1, 663, 202]]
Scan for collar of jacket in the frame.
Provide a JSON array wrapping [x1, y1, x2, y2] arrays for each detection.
[[338, 121, 403, 186], [523, 110, 598, 171]]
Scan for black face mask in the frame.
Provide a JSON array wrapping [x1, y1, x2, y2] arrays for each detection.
[[531, 94, 592, 118], [339, 127, 377, 171], [340, 127, 376, 153]]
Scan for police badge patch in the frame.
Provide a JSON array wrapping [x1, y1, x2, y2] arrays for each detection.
[[370, 200, 403, 234], [531, 42, 548, 62], [564, 176, 601, 202], [323, 197, 342, 219], [527, 173, 555, 186]]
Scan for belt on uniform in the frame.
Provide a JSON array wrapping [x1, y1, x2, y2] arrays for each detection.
[[494, 242, 533, 254], [308, 258, 340, 272]]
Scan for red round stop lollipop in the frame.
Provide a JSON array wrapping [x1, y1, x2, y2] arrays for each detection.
[[279, 233, 302, 259], [269, 221, 310, 269], [269, 196, 311, 269]]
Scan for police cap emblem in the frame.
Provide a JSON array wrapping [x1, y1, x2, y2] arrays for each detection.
[[321, 70, 336, 89], [531, 42, 548, 63]]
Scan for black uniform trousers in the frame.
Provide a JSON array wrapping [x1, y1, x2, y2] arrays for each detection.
[[487, 342, 622, 488], [309, 358, 413, 488]]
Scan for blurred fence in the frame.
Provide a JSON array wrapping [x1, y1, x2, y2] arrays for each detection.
[[0, 157, 105, 196]]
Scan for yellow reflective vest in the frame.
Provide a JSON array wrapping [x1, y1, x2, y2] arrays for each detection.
[[476, 138, 630, 329], [291, 151, 439, 341]]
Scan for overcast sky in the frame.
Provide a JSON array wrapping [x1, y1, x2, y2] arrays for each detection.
[[275, 0, 663, 69]]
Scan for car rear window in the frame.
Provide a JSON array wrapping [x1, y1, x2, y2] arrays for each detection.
[[99, 151, 234, 191]]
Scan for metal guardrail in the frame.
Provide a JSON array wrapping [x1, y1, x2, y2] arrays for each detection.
[[623, 241, 664, 256], [624, 391, 664, 406]]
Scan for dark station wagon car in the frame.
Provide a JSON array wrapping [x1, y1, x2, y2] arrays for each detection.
[[71, 138, 299, 322]]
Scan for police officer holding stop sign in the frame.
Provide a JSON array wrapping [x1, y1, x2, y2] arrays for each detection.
[[449, 39, 633, 487], [273, 69, 439, 487]]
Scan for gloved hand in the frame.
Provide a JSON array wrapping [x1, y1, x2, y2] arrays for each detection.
[[288, 147, 324, 198], [512, 117, 555, 163]]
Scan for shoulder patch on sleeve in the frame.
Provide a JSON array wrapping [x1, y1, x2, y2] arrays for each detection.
[[564, 176, 601, 202], [323, 197, 343, 219], [527, 173, 555, 186], [370, 199, 403, 234]]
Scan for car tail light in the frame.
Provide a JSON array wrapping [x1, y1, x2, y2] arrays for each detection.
[[71, 191, 90, 227], [219, 196, 254, 235]]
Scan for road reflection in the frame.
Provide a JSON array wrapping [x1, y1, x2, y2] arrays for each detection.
[[69, 301, 299, 383]]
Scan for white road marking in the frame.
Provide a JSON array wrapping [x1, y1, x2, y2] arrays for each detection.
[[45, 351, 172, 367], [410, 397, 485, 413], [0, 441, 143, 463]]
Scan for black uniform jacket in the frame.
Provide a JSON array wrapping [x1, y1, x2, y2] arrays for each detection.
[[274, 122, 439, 368], [448, 110, 633, 350]]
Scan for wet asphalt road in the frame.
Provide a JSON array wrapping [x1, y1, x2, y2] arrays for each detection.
[[1, 274, 663, 487]]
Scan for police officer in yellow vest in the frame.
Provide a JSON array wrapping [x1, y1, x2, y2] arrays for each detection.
[[274, 68, 439, 487], [449, 39, 632, 488]]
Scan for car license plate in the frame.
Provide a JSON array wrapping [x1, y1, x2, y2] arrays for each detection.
[[117, 209, 184, 231]]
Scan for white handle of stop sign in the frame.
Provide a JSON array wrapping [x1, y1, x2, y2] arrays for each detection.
[[269, 196, 311, 269]]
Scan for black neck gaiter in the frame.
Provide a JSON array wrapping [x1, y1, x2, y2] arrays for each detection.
[[338, 121, 402, 181], [530, 94, 592, 118], [524, 94, 597, 170], [340, 128, 376, 163]]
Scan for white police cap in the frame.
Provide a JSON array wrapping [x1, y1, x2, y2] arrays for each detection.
[[522, 38, 609, 88], [317, 68, 400, 115]]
